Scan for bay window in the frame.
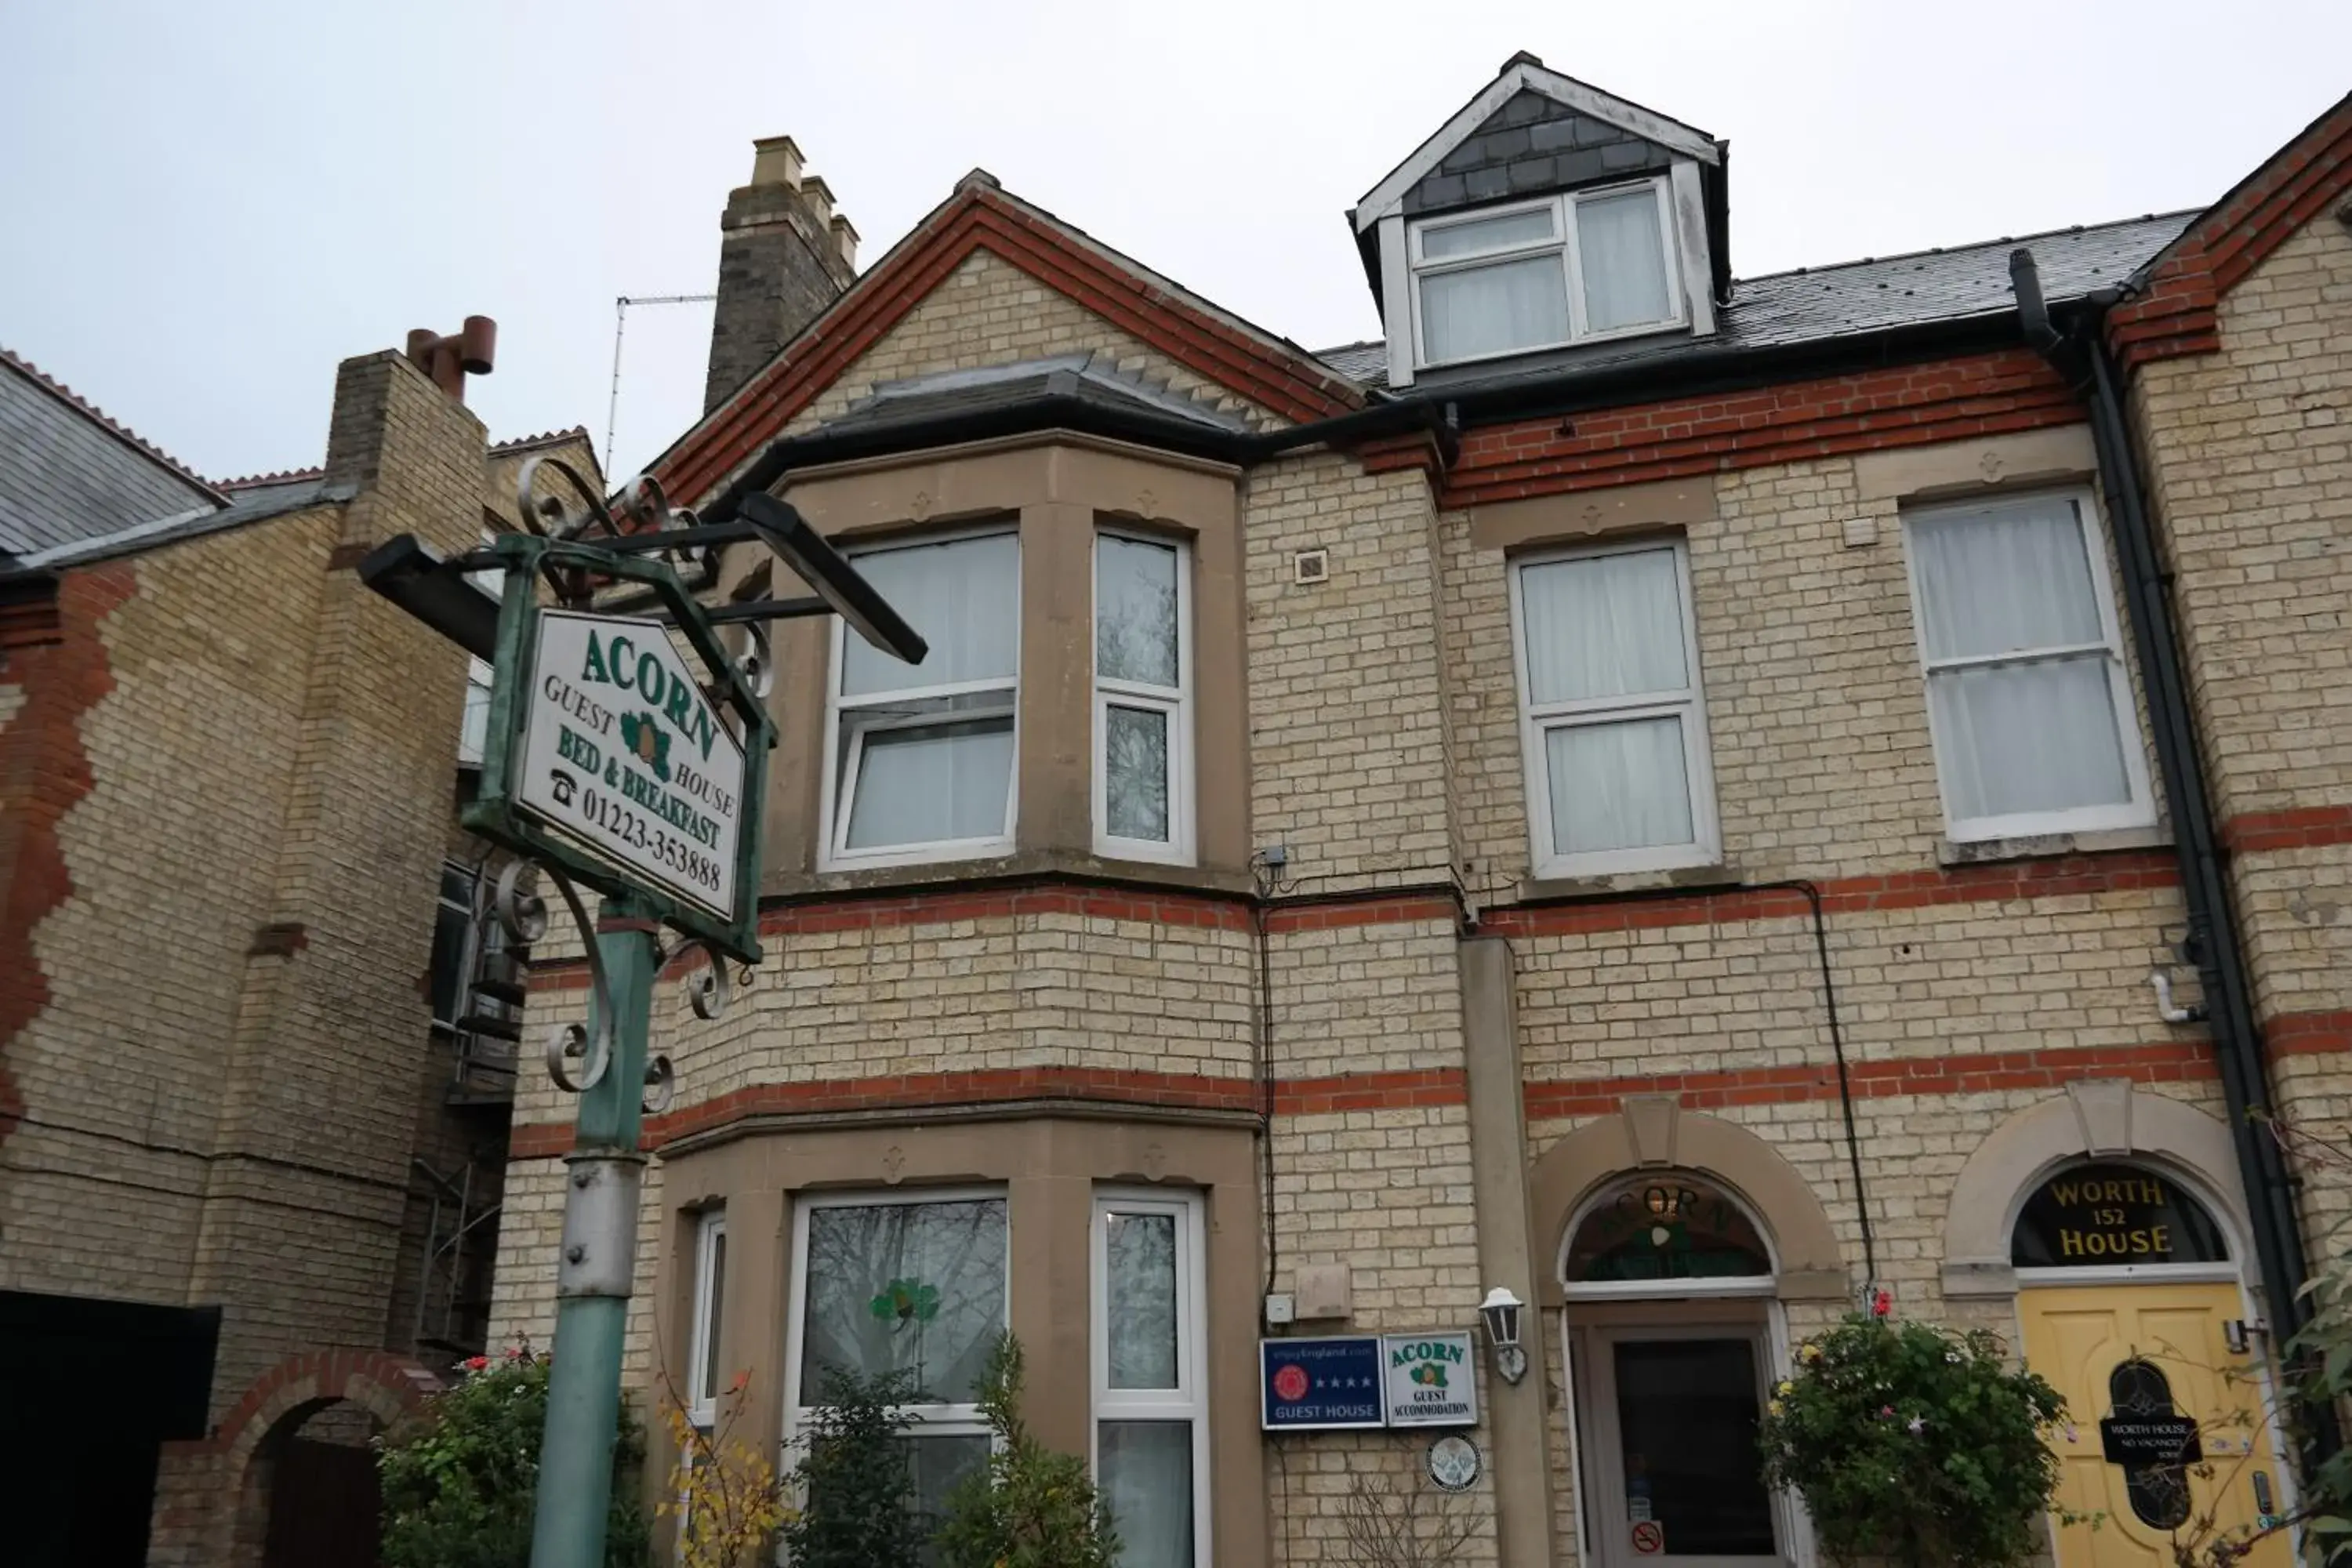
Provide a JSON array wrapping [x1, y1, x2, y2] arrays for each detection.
[[786, 1190, 1008, 1526], [1900, 490, 2154, 840], [825, 531, 1020, 867], [1411, 178, 1680, 368], [1510, 538, 1719, 877], [686, 1209, 728, 1431], [1092, 1192, 1207, 1568], [1094, 530, 1192, 862]]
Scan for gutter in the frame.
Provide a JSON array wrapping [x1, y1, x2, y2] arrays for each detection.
[[2011, 249, 2328, 1439], [695, 309, 2031, 526]]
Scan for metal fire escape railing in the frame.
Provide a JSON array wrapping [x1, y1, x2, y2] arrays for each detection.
[[410, 1152, 503, 1356]]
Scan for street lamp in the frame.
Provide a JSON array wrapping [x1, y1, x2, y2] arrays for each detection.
[[1480, 1286, 1527, 1385]]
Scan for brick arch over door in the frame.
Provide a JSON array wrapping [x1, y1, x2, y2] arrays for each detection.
[[1527, 1094, 1849, 1305], [1940, 1079, 2253, 1301]]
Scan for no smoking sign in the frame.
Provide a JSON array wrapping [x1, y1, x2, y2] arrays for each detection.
[[1630, 1521, 1664, 1556]]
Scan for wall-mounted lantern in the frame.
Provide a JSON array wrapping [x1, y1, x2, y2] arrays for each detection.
[[1480, 1286, 1527, 1385]]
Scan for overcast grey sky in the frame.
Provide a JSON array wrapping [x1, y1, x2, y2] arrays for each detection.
[[4, 2, 2346, 485]]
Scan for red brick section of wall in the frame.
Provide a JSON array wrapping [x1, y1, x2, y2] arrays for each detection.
[[2111, 93, 2352, 368], [1440, 349, 2079, 508], [0, 564, 136, 1143], [656, 183, 1362, 507], [2221, 807, 2352, 853], [507, 1039, 2243, 1160]]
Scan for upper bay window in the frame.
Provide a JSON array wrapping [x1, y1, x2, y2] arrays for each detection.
[[823, 529, 1021, 869], [1411, 179, 1681, 368], [1094, 530, 1193, 863], [1900, 490, 2155, 842]]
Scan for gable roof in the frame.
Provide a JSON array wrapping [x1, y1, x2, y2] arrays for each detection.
[[648, 176, 1367, 509], [0, 347, 227, 560], [1352, 52, 1720, 234], [2108, 89, 2352, 366], [1315, 210, 2191, 392]]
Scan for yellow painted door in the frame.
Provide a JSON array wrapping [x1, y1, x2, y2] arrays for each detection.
[[2019, 1283, 2289, 1568]]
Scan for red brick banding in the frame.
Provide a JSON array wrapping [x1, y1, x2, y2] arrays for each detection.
[[0, 564, 138, 1145], [1439, 350, 2081, 508], [2220, 806, 2352, 854]]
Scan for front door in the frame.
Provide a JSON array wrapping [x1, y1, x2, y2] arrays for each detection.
[[2018, 1283, 2289, 1568], [1580, 1327, 1786, 1568]]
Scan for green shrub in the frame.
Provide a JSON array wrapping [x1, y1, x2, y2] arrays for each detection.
[[777, 1366, 927, 1568], [935, 1334, 1118, 1568], [1757, 1312, 2067, 1568], [377, 1351, 651, 1568]]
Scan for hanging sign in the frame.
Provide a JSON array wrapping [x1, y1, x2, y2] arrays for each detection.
[[2100, 1415, 2204, 1465], [513, 612, 746, 923], [1260, 1337, 1385, 1430], [1382, 1331, 1479, 1428]]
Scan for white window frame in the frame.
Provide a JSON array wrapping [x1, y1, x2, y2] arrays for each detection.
[[458, 528, 504, 767], [817, 529, 1021, 872], [1408, 177, 1685, 370], [1898, 488, 2156, 843], [686, 1208, 728, 1430], [1091, 1189, 1210, 1568], [782, 1186, 1008, 1479], [1508, 536, 1720, 879], [1091, 528, 1195, 866]]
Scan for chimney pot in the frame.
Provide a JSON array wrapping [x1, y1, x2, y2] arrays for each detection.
[[829, 213, 858, 270], [459, 315, 498, 376], [750, 134, 804, 190], [800, 175, 834, 228], [405, 328, 439, 361]]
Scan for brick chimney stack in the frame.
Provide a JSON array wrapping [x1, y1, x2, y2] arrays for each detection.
[[703, 135, 858, 415]]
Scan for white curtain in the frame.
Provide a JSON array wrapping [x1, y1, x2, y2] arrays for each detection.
[[1520, 549, 1687, 705], [1577, 187, 1671, 332], [1546, 717, 1693, 855], [844, 719, 1014, 850], [1930, 659, 2131, 820], [1910, 498, 2132, 819], [799, 1197, 1007, 1403], [1098, 1421, 1193, 1568], [1421, 205, 1556, 260], [1909, 498, 2103, 660], [1421, 252, 1570, 363], [841, 533, 1019, 696]]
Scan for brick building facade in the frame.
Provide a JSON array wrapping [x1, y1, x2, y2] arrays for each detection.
[[0, 341, 595, 1565], [485, 66, 2352, 1568]]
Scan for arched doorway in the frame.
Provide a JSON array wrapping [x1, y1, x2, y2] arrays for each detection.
[[1559, 1172, 1791, 1568], [2011, 1159, 2290, 1568]]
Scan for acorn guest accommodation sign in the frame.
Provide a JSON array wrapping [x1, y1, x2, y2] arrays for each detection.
[[515, 612, 745, 922], [1384, 1332, 1479, 1428]]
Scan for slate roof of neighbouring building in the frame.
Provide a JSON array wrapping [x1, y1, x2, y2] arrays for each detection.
[[1313, 210, 2198, 391], [0, 347, 226, 561]]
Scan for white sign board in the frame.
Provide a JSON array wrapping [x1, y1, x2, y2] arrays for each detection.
[[515, 611, 746, 921], [1381, 1332, 1479, 1428]]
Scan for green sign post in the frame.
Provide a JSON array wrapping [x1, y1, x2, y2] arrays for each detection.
[[362, 466, 924, 1568]]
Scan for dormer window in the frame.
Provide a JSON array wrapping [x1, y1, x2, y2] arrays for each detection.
[[1410, 178, 1680, 368]]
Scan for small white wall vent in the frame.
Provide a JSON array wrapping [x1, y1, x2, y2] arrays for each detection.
[[1293, 548, 1330, 586]]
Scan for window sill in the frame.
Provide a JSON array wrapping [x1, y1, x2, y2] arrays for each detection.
[[771, 848, 1256, 904], [1936, 824, 2170, 868], [1517, 860, 1742, 904]]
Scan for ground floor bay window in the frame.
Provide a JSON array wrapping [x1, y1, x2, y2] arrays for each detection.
[[1093, 1190, 1208, 1568], [784, 1189, 1009, 1525]]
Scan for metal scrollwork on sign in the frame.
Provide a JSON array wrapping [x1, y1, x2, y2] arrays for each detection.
[[523, 865, 615, 1094], [685, 941, 731, 1022], [642, 1054, 676, 1116]]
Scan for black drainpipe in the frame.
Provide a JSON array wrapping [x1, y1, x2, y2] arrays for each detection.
[[2011, 250, 2325, 1399]]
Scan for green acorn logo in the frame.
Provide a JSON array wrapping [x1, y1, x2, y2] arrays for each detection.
[[619, 712, 672, 782]]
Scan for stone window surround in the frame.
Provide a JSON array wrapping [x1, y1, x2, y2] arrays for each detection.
[[650, 1116, 1267, 1568], [742, 433, 1250, 894]]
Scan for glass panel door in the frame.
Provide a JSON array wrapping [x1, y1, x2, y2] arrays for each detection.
[[1581, 1328, 1784, 1567]]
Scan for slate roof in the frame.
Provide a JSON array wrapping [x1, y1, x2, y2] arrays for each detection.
[[10, 474, 354, 572], [811, 354, 1255, 439], [0, 348, 226, 560], [1313, 210, 2196, 391]]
